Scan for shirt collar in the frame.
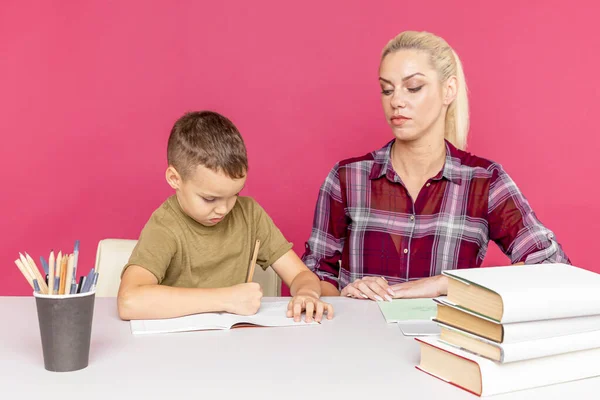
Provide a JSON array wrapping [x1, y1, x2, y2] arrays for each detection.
[[369, 139, 463, 185]]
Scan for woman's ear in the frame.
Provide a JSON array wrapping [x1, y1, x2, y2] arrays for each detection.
[[165, 166, 182, 190], [443, 76, 458, 105]]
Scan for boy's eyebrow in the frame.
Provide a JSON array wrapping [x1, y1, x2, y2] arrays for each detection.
[[197, 192, 220, 198], [379, 73, 425, 85], [198, 185, 245, 198]]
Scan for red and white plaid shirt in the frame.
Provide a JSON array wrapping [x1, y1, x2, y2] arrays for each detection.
[[302, 140, 569, 289]]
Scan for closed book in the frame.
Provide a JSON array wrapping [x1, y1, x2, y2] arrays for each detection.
[[416, 336, 600, 397], [434, 297, 600, 343], [438, 323, 600, 362], [442, 263, 600, 323]]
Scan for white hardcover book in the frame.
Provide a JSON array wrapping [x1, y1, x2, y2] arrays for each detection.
[[438, 322, 600, 362], [416, 336, 600, 397], [130, 301, 318, 335], [443, 263, 600, 323], [436, 297, 600, 343]]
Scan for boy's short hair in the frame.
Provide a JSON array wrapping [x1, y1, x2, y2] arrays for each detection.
[[167, 111, 248, 180]]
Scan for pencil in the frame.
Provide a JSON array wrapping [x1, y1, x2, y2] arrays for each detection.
[[59, 255, 68, 295], [33, 279, 41, 293], [90, 271, 99, 292], [14, 259, 35, 290], [54, 251, 63, 293], [48, 251, 55, 295], [65, 254, 75, 295], [23, 253, 48, 294], [246, 240, 261, 283], [82, 268, 95, 292], [77, 276, 85, 294], [72, 240, 80, 293], [40, 257, 50, 291], [40, 256, 49, 275]]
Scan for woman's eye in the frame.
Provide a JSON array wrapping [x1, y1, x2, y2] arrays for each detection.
[[381, 89, 394, 96], [407, 85, 424, 93]]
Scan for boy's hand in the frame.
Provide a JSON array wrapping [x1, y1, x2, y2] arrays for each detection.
[[225, 282, 263, 315], [287, 291, 334, 323]]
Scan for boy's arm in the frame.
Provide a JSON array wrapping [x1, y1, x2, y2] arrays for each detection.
[[271, 249, 334, 322], [117, 265, 262, 320], [320, 281, 341, 296]]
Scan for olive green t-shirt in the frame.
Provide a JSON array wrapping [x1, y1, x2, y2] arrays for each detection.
[[123, 196, 293, 288]]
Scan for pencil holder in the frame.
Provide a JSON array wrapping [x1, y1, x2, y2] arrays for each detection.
[[34, 291, 95, 372]]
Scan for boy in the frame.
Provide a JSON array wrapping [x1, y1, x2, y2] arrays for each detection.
[[117, 111, 333, 323]]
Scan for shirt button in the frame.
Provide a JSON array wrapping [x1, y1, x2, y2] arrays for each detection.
[[425, 182, 431, 187], [410, 215, 415, 221], [403, 249, 409, 254]]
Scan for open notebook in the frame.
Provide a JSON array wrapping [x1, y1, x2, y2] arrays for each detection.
[[130, 301, 319, 335]]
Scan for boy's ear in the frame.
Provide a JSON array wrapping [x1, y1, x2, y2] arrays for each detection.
[[165, 166, 182, 190]]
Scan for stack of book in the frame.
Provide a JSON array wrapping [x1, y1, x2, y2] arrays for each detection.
[[416, 263, 600, 397]]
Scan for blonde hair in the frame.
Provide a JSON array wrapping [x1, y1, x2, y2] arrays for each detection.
[[381, 31, 469, 150]]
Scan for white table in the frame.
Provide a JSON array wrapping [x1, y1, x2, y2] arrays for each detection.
[[1, 297, 598, 399]]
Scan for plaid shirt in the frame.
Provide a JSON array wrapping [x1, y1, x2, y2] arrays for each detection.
[[302, 140, 569, 289]]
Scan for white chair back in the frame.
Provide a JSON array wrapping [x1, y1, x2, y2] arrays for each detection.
[[94, 238, 281, 297]]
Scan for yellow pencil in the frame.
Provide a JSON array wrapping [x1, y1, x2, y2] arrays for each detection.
[[64, 254, 74, 295], [59, 255, 68, 295], [14, 259, 35, 290], [48, 250, 55, 295], [246, 240, 261, 283], [24, 252, 49, 294]]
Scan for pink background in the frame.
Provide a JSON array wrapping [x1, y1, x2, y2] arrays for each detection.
[[1, 1, 598, 295]]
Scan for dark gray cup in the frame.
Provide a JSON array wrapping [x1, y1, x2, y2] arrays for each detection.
[[34, 291, 95, 372]]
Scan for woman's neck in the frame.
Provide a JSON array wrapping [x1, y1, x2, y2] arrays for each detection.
[[391, 136, 446, 181]]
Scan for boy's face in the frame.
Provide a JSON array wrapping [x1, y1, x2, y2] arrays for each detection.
[[166, 164, 246, 227]]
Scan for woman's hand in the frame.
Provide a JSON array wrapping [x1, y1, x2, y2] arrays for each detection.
[[390, 275, 448, 298], [340, 276, 395, 302], [390, 264, 523, 299]]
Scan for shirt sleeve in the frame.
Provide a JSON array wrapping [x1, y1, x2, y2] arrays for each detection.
[[487, 164, 570, 264], [252, 201, 294, 270], [123, 217, 177, 283], [301, 163, 350, 289]]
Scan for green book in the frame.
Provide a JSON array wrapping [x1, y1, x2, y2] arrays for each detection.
[[377, 298, 437, 323]]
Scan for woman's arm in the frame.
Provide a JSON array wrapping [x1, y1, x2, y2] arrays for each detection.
[[486, 164, 569, 264], [301, 163, 350, 292]]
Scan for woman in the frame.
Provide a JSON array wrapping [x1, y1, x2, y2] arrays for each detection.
[[302, 31, 569, 301]]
